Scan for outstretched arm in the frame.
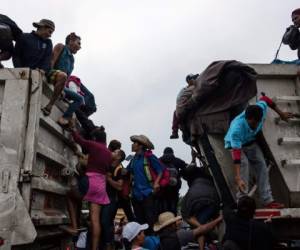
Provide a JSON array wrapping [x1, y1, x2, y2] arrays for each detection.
[[259, 95, 294, 121], [192, 215, 223, 237]]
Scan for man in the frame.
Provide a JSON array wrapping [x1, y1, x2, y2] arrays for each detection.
[[282, 8, 300, 63], [122, 222, 149, 250], [101, 149, 126, 250], [42, 32, 81, 116], [0, 14, 22, 68], [13, 19, 54, 73], [181, 165, 220, 250], [127, 135, 163, 232], [224, 94, 293, 208], [154, 212, 222, 250], [223, 196, 273, 250], [159, 147, 187, 215], [107, 139, 136, 222], [170, 73, 199, 139]]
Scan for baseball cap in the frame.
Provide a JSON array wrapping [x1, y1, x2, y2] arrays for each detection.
[[186, 73, 199, 82], [33, 19, 55, 30], [122, 222, 148, 242]]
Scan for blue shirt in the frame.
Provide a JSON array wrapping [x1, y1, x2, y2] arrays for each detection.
[[54, 46, 74, 76], [143, 236, 160, 250], [224, 101, 268, 149], [13, 31, 53, 73], [127, 152, 163, 201]]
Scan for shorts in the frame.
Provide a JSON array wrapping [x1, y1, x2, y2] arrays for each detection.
[[81, 172, 110, 205], [47, 69, 64, 84]]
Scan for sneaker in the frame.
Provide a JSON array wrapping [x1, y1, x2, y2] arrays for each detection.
[[170, 132, 179, 139], [264, 201, 284, 209]]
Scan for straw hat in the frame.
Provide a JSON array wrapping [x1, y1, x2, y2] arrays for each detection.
[[153, 212, 182, 232], [130, 135, 154, 150]]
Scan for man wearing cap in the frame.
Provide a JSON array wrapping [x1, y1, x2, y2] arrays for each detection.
[[127, 135, 163, 232], [159, 147, 187, 215], [13, 19, 54, 73], [282, 8, 300, 63], [154, 212, 222, 250], [170, 73, 199, 139]]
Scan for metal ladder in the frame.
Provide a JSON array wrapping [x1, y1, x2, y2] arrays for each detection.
[[275, 95, 300, 168]]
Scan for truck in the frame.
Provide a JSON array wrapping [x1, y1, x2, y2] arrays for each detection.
[[182, 63, 300, 243], [1, 64, 300, 249], [0, 68, 78, 249]]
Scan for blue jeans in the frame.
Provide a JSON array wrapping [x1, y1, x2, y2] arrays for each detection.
[[238, 143, 273, 204], [101, 198, 118, 245], [63, 88, 84, 119], [196, 203, 219, 224]]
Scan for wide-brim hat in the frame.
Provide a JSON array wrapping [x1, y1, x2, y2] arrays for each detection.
[[130, 135, 154, 150], [33, 19, 55, 30], [153, 212, 182, 232]]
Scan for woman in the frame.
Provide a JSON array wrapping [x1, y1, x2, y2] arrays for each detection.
[[68, 127, 112, 250]]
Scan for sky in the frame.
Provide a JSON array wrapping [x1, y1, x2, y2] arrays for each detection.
[[2, 0, 300, 193]]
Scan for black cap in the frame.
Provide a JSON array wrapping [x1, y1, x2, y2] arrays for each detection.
[[163, 147, 174, 155], [186, 73, 199, 83]]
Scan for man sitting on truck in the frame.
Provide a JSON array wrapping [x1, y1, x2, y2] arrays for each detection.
[[13, 19, 54, 73], [224, 94, 293, 208], [41, 32, 81, 116]]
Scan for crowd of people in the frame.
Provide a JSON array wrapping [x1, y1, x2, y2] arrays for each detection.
[[0, 9, 299, 250]]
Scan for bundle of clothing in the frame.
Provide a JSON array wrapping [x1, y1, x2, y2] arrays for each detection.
[[176, 60, 257, 145]]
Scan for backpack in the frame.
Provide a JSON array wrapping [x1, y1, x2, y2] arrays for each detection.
[[143, 152, 170, 187], [113, 165, 131, 199], [165, 163, 179, 187]]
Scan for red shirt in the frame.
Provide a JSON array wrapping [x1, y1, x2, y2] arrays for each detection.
[[72, 132, 112, 174]]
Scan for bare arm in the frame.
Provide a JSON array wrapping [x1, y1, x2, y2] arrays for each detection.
[[192, 215, 223, 237], [51, 43, 64, 68], [107, 173, 124, 191]]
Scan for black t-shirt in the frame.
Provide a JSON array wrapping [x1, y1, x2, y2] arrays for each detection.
[[223, 210, 273, 250], [106, 165, 123, 201]]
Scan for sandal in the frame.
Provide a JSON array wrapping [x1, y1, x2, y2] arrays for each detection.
[[41, 107, 51, 116]]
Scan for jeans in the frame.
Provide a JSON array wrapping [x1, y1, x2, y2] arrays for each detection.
[[237, 143, 273, 204], [63, 88, 84, 119], [101, 198, 118, 245], [132, 194, 156, 234], [196, 203, 219, 224]]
